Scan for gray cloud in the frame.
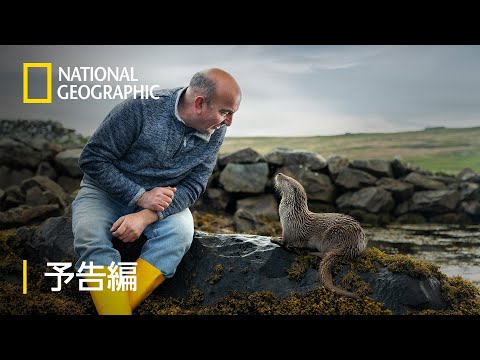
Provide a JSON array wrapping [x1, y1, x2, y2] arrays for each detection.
[[1, 45, 479, 137]]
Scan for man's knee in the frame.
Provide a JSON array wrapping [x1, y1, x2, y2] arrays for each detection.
[[73, 218, 101, 242], [143, 209, 195, 278], [167, 208, 194, 242]]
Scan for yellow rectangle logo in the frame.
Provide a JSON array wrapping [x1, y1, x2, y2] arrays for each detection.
[[23, 62, 52, 104]]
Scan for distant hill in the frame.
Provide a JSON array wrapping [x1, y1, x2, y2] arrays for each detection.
[[221, 126, 480, 174]]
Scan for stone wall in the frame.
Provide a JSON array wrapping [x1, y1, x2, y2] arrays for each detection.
[[0, 119, 86, 145], [0, 120, 84, 228], [1, 120, 479, 231], [202, 148, 480, 231]]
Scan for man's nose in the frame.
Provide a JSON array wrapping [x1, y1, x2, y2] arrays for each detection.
[[224, 114, 233, 126]]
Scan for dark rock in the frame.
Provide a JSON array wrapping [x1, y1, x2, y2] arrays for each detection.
[[57, 176, 81, 194], [25, 186, 49, 206], [450, 182, 480, 201], [159, 232, 448, 314], [0, 120, 85, 147], [47, 142, 64, 155], [350, 159, 393, 178], [307, 201, 337, 213], [54, 149, 83, 177], [335, 168, 377, 190], [350, 267, 447, 314], [0, 188, 5, 210], [460, 200, 480, 216], [0, 204, 62, 229], [275, 166, 335, 202], [218, 147, 263, 167], [264, 148, 327, 171], [25, 136, 49, 152], [20, 176, 70, 209], [205, 188, 230, 211], [404, 172, 447, 191], [158, 232, 321, 303], [337, 187, 395, 214], [219, 163, 269, 193], [0, 137, 43, 169], [376, 177, 415, 203], [207, 166, 220, 189], [24, 216, 77, 262], [14, 215, 146, 263], [233, 208, 259, 233], [189, 194, 206, 211], [233, 194, 279, 232], [236, 194, 279, 222], [394, 201, 410, 216], [8, 217, 451, 315], [36, 161, 58, 181], [395, 213, 427, 224], [326, 155, 349, 178], [409, 190, 461, 214], [344, 209, 392, 226], [429, 213, 472, 225], [7, 226, 35, 258], [457, 168, 478, 182], [431, 173, 457, 185], [391, 157, 417, 179], [0, 166, 34, 189], [4, 185, 25, 209]]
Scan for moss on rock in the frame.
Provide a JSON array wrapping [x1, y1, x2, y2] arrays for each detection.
[[0, 281, 88, 315], [352, 247, 441, 280], [0, 228, 17, 245], [287, 255, 318, 281], [136, 287, 391, 315], [283, 247, 480, 315], [350, 248, 480, 314], [340, 270, 373, 298], [1, 222, 479, 315], [197, 288, 391, 315], [0, 228, 23, 277], [439, 276, 480, 315], [207, 264, 224, 285], [193, 211, 235, 233], [253, 216, 282, 237]]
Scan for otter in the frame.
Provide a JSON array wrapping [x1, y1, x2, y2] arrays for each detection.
[[273, 173, 368, 299]]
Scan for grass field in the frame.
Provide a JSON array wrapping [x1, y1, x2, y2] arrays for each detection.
[[220, 127, 480, 175]]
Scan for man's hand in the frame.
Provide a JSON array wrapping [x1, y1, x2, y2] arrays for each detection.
[[110, 210, 158, 243], [136, 187, 176, 212]]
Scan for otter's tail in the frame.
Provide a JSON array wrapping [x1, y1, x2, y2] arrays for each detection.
[[319, 251, 360, 299]]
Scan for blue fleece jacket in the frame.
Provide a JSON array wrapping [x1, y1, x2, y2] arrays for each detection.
[[79, 86, 226, 220]]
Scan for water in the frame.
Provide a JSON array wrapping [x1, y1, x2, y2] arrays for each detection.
[[365, 224, 480, 289]]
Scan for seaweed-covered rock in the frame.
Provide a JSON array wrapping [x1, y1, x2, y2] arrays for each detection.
[[157, 232, 449, 314], [4, 219, 476, 315]]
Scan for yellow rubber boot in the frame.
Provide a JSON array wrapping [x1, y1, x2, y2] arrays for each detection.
[[89, 266, 132, 315], [129, 258, 165, 311]]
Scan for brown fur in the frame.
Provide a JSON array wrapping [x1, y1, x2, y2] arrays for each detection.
[[273, 173, 368, 299]]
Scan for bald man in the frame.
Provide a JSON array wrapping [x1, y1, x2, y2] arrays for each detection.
[[72, 69, 242, 314]]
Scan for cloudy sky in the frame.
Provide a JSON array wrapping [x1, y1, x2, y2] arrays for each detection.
[[1, 45, 479, 137]]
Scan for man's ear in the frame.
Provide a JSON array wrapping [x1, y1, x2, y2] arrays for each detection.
[[194, 96, 205, 114]]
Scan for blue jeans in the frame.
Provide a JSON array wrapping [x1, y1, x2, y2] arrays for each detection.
[[71, 183, 194, 278]]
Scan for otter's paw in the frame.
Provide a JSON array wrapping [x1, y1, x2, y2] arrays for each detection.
[[271, 236, 284, 246]]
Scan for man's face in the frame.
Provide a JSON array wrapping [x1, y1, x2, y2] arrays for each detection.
[[203, 104, 233, 135], [200, 94, 241, 135]]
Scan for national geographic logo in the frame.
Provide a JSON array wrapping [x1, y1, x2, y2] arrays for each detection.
[[23, 62, 160, 104], [23, 63, 52, 104]]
